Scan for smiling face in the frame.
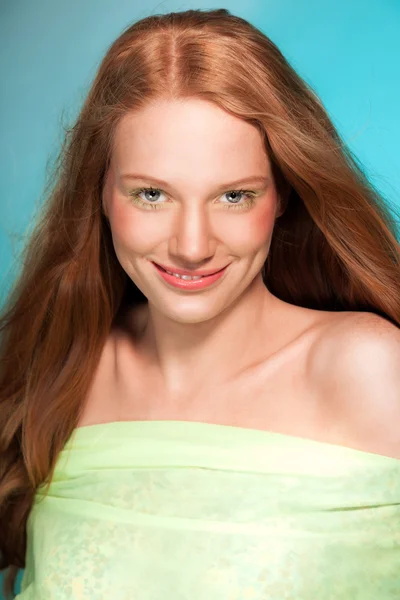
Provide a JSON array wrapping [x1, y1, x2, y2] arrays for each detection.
[[102, 98, 282, 324]]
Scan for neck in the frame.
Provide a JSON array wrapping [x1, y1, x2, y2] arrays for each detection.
[[128, 275, 283, 400]]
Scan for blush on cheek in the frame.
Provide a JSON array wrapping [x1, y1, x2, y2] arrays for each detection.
[[110, 201, 166, 253], [251, 203, 276, 241], [227, 203, 276, 252]]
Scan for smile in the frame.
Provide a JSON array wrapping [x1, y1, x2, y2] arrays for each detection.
[[151, 261, 229, 290]]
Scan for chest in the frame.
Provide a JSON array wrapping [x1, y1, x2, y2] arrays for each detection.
[[79, 325, 329, 440]]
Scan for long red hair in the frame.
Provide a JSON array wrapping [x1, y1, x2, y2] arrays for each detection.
[[1, 8, 399, 597]]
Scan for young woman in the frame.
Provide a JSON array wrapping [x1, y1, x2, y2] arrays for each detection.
[[1, 8, 400, 599]]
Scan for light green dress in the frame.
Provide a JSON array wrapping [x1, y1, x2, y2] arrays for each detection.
[[17, 420, 400, 599]]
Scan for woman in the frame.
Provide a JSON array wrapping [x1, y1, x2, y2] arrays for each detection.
[[1, 8, 400, 599]]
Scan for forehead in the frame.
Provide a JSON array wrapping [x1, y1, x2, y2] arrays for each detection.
[[111, 99, 271, 179]]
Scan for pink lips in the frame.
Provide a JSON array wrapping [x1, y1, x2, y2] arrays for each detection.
[[153, 261, 225, 277], [152, 261, 229, 290]]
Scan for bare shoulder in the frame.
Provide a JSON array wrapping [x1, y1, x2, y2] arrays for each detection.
[[309, 311, 400, 458], [77, 305, 148, 428]]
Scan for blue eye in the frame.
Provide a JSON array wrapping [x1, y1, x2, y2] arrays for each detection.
[[140, 188, 163, 202], [128, 187, 165, 210], [128, 187, 257, 211], [223, 191, 248, 205]]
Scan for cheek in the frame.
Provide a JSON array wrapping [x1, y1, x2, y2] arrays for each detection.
[[223, 202, 276, 252], [109, 201, 165, 252], [252, 202, 276, 242]]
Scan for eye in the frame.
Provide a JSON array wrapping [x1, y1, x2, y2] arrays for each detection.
[[128, 187, 257, 211], [222, 190, 251, 206], [128, 187, 167, 210]]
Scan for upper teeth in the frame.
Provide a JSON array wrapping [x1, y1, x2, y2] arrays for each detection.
[[165, 270, 203, 280]]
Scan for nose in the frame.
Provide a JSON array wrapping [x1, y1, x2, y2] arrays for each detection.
[[169, 204, 216, 266]]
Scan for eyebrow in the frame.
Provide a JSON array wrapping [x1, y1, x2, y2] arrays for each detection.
[[119, 173, 270, 190]]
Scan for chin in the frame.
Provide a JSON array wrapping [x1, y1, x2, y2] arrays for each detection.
[[156, 300, 225, 324]]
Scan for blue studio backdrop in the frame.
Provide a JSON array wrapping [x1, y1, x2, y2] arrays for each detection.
[[1, 0, 399, 595]]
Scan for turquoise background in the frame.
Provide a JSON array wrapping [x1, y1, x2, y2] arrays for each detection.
[[1, 0, 399, 595]]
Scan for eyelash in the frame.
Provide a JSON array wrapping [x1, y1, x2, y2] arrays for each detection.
[[128, 187, 257, 211]]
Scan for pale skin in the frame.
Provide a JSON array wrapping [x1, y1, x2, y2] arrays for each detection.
[[80, 97, 400, 460]]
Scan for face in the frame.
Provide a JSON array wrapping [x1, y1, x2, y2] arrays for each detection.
[[102, 98, 282, 324]]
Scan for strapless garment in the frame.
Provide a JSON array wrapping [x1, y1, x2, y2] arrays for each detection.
[[17, 420, 400, 599]]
